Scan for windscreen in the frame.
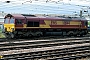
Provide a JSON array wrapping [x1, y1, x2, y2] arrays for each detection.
[[10, 17, 15, 24], [4, 17, 15, 24], [4, 18, 9, 23]]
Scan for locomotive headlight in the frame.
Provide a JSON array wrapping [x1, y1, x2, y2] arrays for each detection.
[[11, 28, 14, 32]]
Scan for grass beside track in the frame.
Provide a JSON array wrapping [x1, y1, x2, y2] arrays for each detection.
[[0, 30, 5, 38]]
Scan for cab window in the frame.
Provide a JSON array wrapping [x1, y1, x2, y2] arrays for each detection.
[[16, 19, 22, 24], [10, 18, 15, 23], [4, 18, 9, 23]]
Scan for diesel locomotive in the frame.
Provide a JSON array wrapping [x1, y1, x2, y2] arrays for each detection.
[[3, 14, 88, 38]]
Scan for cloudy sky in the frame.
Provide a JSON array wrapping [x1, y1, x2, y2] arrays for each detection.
[[0, 0, 90, 15]]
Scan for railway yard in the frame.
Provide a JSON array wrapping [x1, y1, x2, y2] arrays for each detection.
[[1, 10, 90, 60], [0, 34, 89, 60], [1, 0, 90, 60]]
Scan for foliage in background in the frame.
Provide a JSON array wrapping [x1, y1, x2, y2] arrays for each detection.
[[88, 21, 90, 26]]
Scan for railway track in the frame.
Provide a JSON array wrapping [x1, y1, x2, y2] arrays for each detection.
[[0, 36, 90, 60], [0, 36, 90, 48], [0, 38, 90, 51], [0, 43, 90, 60]]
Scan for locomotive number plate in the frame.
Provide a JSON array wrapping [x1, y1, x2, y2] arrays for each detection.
[[63, 21, 70, 25], [51, 21, 57, 25]]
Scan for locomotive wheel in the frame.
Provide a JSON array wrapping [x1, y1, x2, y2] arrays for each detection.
[[67, 31, 74, 36], [10, 33, 14, 38], [4, 33, 12, 39], [4, 32, 15, 39], [4, 33, 9, 38], [29, 34, 33, 37], [43, 32, 46, 36]]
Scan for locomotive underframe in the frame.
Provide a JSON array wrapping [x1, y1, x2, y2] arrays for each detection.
[[4, 28, 87, 38]]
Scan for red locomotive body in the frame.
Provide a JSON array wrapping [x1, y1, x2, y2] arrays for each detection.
[[3, 14, 88, 38]]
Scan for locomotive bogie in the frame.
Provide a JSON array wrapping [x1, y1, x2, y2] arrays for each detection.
[[13, 29, 43, 37]]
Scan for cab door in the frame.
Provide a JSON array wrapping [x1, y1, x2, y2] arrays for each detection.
[[15, 19, 23, 28]]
